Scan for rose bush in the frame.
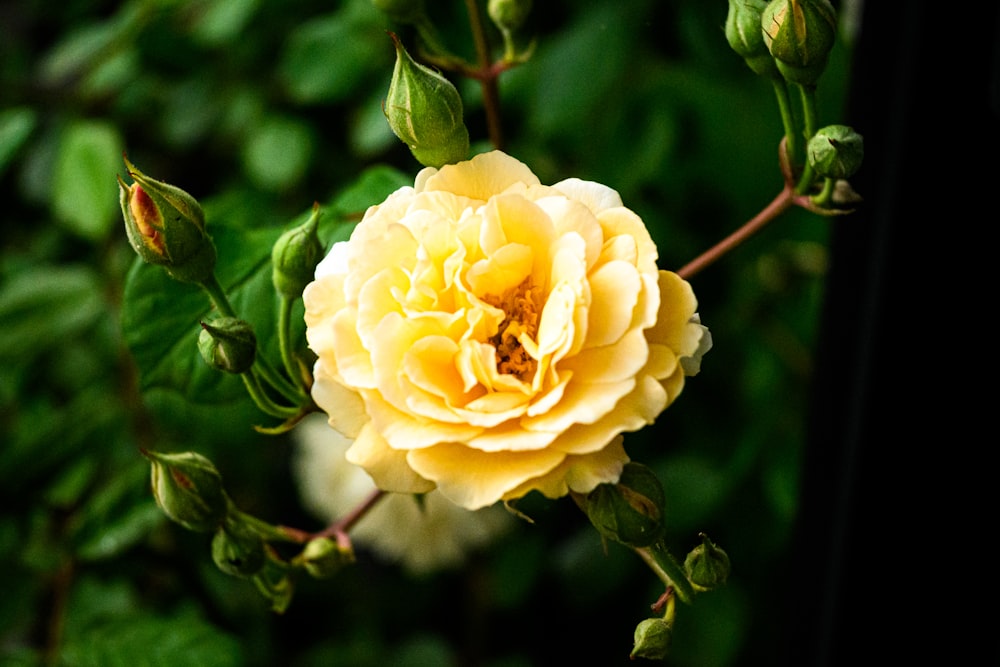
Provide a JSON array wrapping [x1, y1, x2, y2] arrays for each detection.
[[303, 151, 710, 510]]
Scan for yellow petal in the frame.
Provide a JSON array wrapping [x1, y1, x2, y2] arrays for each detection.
[[407, 442, 565, 510], [550, 177, 623, 215], [521, 374, 636, 432], [503, 436, 628, 500], [420, 151, 540, 202], [584, 259, 640, 348], [345, 422, 436, 494], [311, 364, 368, 439]]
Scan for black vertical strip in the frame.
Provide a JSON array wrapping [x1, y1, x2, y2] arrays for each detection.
[[790, 1, 1000, 664]]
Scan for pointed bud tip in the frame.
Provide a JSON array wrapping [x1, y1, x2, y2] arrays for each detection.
[[631, 618, 672, 661], [683, 533, 730, 591]]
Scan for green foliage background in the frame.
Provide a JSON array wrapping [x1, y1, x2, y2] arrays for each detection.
[[0, 1, 853, 665]]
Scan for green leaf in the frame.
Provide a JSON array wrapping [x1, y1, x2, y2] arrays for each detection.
[[0, 264, 105, 366], [52, 119, 124, 242], [0, 107, 37, 177], [325, 163, 411, 221], [242, 116, 313, 191], [0, 387, 123, 496], [70, 459, 164, 562], [278, 6, 385, 104], [121, 223, 284, 401], [189, 0, 262, 46], [59, 607, 245, 667]]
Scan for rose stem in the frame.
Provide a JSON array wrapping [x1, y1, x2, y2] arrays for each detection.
[[464, 0, 505, 150], [676, 185, 794, 280]]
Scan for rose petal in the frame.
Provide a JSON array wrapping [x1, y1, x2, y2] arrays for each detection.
[[407, 442, 566, 510], [503, 436, 628, 500], [585, 259, 640, 348], [420, 151, 541, 201], [345, 422, 436, 494]]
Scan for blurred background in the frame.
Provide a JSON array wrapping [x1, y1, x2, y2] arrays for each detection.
[[4, 1, 992, 665]]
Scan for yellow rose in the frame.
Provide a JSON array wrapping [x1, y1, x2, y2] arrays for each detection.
[[304, 151, 710, 510]]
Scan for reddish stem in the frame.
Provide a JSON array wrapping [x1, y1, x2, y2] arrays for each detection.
[[464, 0, 505, 150], [676, 186, 795, 281]]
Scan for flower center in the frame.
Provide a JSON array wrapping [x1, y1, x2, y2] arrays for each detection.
[[483, 279, 539, 380]]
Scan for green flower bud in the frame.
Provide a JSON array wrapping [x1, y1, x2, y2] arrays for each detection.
[[384, 34, 470, 168], [198, 317, 257, 374], [118, 157, 217, 284], [630, 617, 672, 661], [272, 204, 324, 300], [725, 0, 779, 78], [683, 533, 731, 592], [807, 124, 864, 179], [488, 0, 532, 33], [761, 0, 837, 86], [212, 516, 266, 577], [582, 462, 666, 548], [371, 0, 426, 24], [296, 536, 355, 579], [145, 450, 229, 532]]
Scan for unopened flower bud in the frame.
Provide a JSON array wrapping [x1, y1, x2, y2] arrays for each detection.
[[726, 0, 779, 78], [296, 536, 355, 579], [762, 0, 837, 86], [118, 157, 217, 284], [684, 533, 730, 592], [371, 0, 425, 24], [212, 516, 266, 577], [272, 204, 324, 300], [630, 617, 672, 661], [807, 124, 863, 179], [582, 462, 666, 548], [145, 450, 229, 532], [198, 317, 257, 374], [384, 34, 469, 168], [488, 0, 532, 33]]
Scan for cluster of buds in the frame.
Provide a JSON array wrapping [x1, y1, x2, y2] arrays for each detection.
[[726, 0, 863, 203], [145, 448, 355, 611], [727, 0, 836, 88]]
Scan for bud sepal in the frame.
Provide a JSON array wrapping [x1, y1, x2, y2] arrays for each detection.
[[384, 34, 470, 168], [294, 535, 355, 579], [198, 317, 257, 374], [631, 617, 673, 661], [683, 533, 731, 592], [580, 462, 666, 549], [145, 450, 230, 533], [118, 157, 217, 284], [807, 124, 864, 180], [212, 514, 267, 577], [272, 204, 325, 300], [726, 0, 779, 78], [761, 0, 837, 87]]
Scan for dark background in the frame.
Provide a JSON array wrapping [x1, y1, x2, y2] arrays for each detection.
[[3, 1, 995, 665], [792, 2, 1000, 664]]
